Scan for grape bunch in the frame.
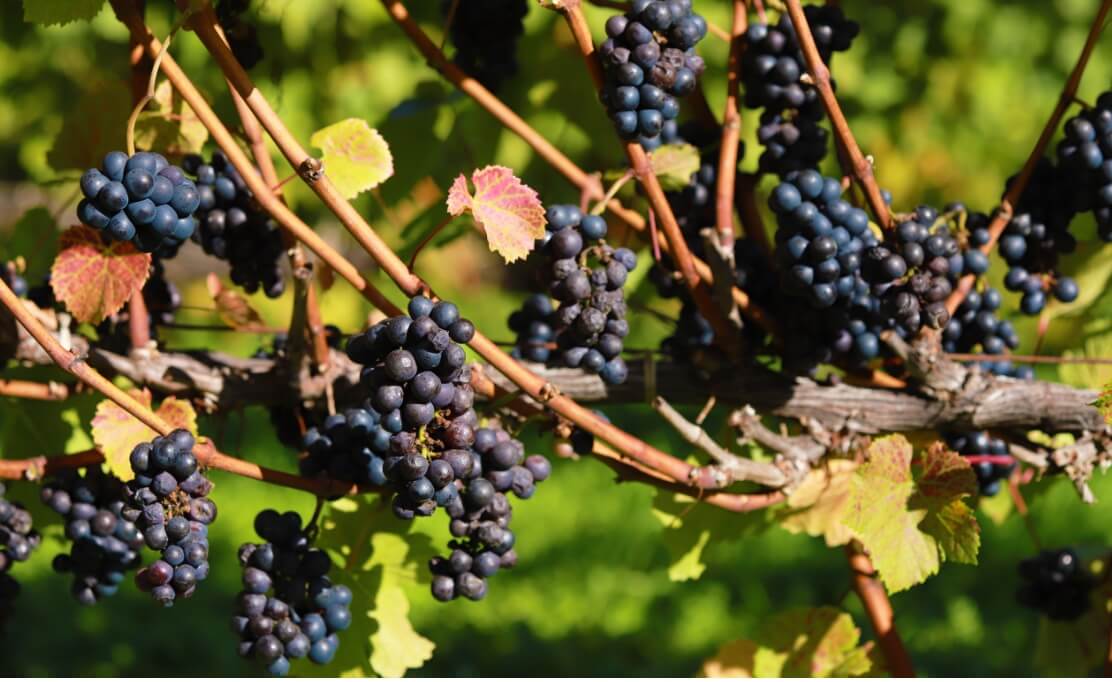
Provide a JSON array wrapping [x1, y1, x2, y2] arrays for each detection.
[[41, 468, 146, 605], [344, 296, 478, 519], [741, 6, 858, 113], [77, 151, 199, 254], [1057, 91, 1112, 240], [0, 483, 38, 632], [300, 408, 391, 488], [184, 151, 286, 298], [942, 285, 1021, 357], [756, 109, 829, 177], [0, 261, 27, 298], [234, 509, 352, 675], [442, 0, 528, 93], [1016, 548, 1095, 621], [509, 205, 634, 385], [125, 429, 216, 606], [994, 161, 1079, 315], [597, 0, 708, 150], [943, 431, 1014, 497], [428, 422, 551, 602], [741, 5, 858, 176], [216, 0, 264, 70]]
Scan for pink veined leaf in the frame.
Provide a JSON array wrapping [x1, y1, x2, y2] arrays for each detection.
[[50, 225, 151, 325], [446, 165, 547, 263]]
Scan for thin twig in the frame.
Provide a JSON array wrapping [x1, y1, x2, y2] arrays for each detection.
[[407, 214, 455, 272], [127, 6, 153, 351], [944, 0, 1112, 316], [652, 396, 788, 488], [948, 352, 1112, 365], [0, 380, 71, 401], [783, 0, 891, 229], [845, 543, 916, 677], [715, 0, 747, 248]]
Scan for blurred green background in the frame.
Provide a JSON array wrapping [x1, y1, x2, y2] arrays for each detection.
[[2, 0, 1112, 676]]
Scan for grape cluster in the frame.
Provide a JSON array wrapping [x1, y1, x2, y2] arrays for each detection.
[[741, 6, 858, 176], [510, 205, 634, 385], [995, 161, 1079, 315], [428, 423, 551, 602], [1016, 548, 1095, 621], [184, 152, 286, 298], [442, 0, 528, 93], [943, 432, 1014, 497], [300, 408, 390, 488], [0, 261, 27, 298], [125, 429, 216, 606], [1057, 91, 1112, 240], [234, 509, 352, 675], [77, 151, 199, 255], [216, 0, 264, 69], [42, 468, 145, 605], [741, 6, 858, 113], [0, 483, 38, 632], [344, 296, 478, 518], [942, 285, 1021, 357], [597, 0, 708, 150]]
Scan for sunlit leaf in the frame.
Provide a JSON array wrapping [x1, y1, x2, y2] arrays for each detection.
[[50, 226, 151, 325], [650, 143, 701, 191], [133, 81, 209, 157], [776, 460, 857, 547], [23, 0, 104, 26], [90, 389, 197, 481], [309, 118, 394, 199], [699, 607, 880, 677], [844, 437, 979, 592], [447, 165, 547, 263]]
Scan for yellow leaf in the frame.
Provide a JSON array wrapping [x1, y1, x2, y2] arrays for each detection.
[[90, 389, 197, 481], [310, 118, 394, 199]]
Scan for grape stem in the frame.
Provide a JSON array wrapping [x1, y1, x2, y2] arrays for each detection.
[[714, 0, 748, 249], [115, 0, 751, 494], [943, 0, 1112, 317], [0, 379, 71, 401], [782, 0, 892, 229], [845, 543, 916, 677]]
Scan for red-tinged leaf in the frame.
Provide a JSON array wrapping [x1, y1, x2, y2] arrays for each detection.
[[916, 442, 977, 499], [91, 389, 198, 481], [446, 165, 546, 263], [206, 273, 268, 331], [50, 226, 151, 325]]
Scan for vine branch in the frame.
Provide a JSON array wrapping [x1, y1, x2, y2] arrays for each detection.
[[845, 543, 916, 677], [783, 0, 891, 229], [715, 0, 747, 248]]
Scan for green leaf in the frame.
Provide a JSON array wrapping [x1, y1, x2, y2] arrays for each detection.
[[977, 488, 1013, 526], [133, 81, 209, 158], [0, 207, 57, 282], [47, 79, 130, 172], [700, 607, 881, 677], [649, 143, 701, 191], [775, 460, 857, 547], [844, 437, 980, 593], [315, 497, 436, 678], [651, 489, 767, 582], [309, 118, 394, 200], [1060, 331, 1112, 390], [23, 0, 105, 26]]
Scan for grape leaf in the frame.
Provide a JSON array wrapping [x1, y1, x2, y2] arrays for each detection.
[[47, 79, 130, 172], [844, 436, 979, 593], [206, 273, 268, 332], [446, 165, 547, 263], [309, 118, 394, 199], [23, 0, 104, 26], [0, 207, 57, 282], [50, 226, 151, 325], [315, 497, 436, 678], [133, 81, 209, 157], [775, 460, 857, 547], [700, 607, 880, 677], [651, 489, 768, 582], [90, 389, 197, 481], [1095, 383, 1112, 426], [977, 487, 1013, 526], [1061, 332, 1112, 390], [650, 143, 701, 191]]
